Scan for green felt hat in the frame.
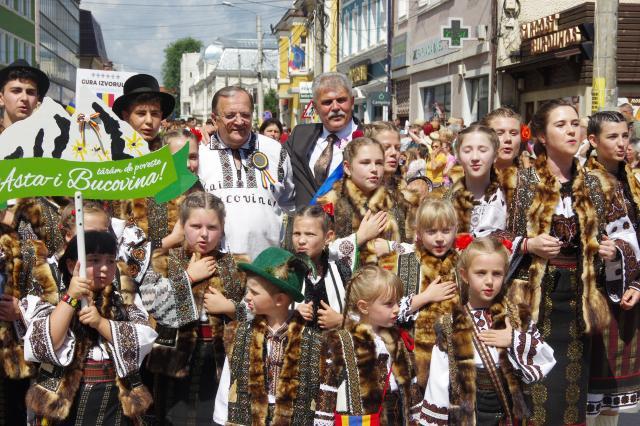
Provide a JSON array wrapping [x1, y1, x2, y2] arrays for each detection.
[[238, 247, 308, 302]]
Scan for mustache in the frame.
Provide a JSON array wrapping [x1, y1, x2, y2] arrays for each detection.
[[328, 110, 347, 119]]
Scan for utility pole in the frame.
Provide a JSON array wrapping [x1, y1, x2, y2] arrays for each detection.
[[238, 53, 242, 87], [384, 0, 392, 121], [314, 1, 324, 75], [593, 0, 619, 110], [257, 15, 264, 124]]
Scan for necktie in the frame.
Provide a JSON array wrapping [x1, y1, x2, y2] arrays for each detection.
[[314, 133, 338, 186]]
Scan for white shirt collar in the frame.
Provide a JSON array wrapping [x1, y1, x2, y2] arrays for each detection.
[[320, 119, 357, 141]]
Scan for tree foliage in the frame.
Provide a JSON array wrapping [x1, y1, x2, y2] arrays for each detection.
[[162, 37, 202, 112], [264, 88, 278, 119]]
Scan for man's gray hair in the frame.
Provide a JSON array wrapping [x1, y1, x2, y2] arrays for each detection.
[[312, 72, 353, 100]]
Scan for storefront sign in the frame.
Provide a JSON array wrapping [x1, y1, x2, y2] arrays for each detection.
[[299, 81, 313, 101], [441, 18, 470, 48], [348, 61, 369, 86], [392, 34, 408, 70], [369, 91, 391, 106], [412, 37, 452, 65], [75, 69, 136, 107], [521, 12, 584, 55]]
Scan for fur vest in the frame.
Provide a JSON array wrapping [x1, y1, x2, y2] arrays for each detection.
[[322, 323, 417, 422], [25, 283, 152, 422], [121, 196, 180, 251], [12, 197, 66, 256], [223, 312, 322, 426], [446, 170, 501, 234], [318, 178, 417, 265], [436, 299, 531, 425], [146, 247, 245, 379], [0, 234, 58, 380], [500, 153, 610, 333], [412, 248, 460, 390]]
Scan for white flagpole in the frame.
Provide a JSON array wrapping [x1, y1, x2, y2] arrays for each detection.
[[74, 191, 88, 308]]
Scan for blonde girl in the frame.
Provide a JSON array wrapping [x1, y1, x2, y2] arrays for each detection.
[[314, 265, 421, 425], [421, 237, 555, 425]]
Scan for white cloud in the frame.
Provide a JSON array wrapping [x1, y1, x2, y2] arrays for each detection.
[[85, 0, 290, 82]]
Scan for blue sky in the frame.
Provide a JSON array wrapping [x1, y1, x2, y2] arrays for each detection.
[[83, 0, 291, 83]]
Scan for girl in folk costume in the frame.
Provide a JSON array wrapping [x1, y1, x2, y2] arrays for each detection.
[[317, 137, 418, 271], [584, 112, 640, 424], [445, 125, 507, 237], [141, 191, 245, 424], [22, 231, 157, 425], [500, 99, 635, 425], [480, 107, 524, 171], [420, 237, 556, 425], [395, 198, 459, 391], [314, 265, 422, 425], [293, 205, 350, 330]]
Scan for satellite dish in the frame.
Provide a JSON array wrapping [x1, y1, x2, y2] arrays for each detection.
[[203, 42, 224, 65]]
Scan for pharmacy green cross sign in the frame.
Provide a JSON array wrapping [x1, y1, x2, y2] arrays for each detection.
[[442, 18, 470, 48]]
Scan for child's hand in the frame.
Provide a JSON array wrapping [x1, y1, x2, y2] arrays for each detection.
[[479, 317, 513, 348], [621, 288, 640, 310], [526, 234, 561, 259], [598, 235, 617, 262], [422, 276, 457, 304], [68, 262, 92, 300], [162, 220, 184, 249], [373, 239, 391, 257], [356, 210, 388, 245], [78, 300, 103, 330], [318, 301, 342, 329], [0, 294, 20, 322], [297, 301, 314, 321], [187, 254, 216, 283], [203, 287, 230, 315]]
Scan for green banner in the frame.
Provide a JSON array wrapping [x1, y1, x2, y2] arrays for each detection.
[[0, 144, 197, 208]]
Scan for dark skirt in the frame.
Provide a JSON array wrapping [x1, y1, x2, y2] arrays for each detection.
[[153, 338, 219, 425], [0, 377, 29, 426], [589, 300, 640, 414], [35, 380, 133, 426], [526, 266, 592, 425]]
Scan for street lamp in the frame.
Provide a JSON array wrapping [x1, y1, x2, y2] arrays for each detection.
[[222, 1, 265, 124]]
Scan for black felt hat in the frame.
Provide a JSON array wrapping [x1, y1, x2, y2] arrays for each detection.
[[112, 73, 175, 119], [0, 59, 50, 99]]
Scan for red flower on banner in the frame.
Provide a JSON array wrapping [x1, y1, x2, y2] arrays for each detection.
[[455, 233, 474, 250], [321, 203, 334, 217], [521, 124, 531, 142], [501, 238, 513, 253], [352, 129, 365, 140]]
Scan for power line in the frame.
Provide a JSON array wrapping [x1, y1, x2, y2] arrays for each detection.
[[83, 0, 291, 9]]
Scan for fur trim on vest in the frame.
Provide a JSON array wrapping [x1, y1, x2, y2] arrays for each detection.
[[414, 247, 459, 389], [446, 170, 501, 234], [0, 235, 58, 379]]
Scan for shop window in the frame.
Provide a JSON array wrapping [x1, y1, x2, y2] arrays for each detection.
[[468, 76, 489, 122], [421, 83, 451, 120], [0, 32, 5, 65]]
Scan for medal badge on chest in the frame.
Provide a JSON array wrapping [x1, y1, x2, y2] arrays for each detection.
[[252, 151, 276, 189]]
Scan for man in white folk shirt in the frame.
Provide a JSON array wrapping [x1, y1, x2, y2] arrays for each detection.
[[198, 86, 295, 260]]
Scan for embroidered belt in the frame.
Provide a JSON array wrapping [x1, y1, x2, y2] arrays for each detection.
[[197, 324, 213, 340], [476, 368, 497, 392], [548, 255, 578, 269], [82, 360, 116, 383]]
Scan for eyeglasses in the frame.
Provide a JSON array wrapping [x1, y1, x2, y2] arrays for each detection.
[[217, 111, 252, 123]]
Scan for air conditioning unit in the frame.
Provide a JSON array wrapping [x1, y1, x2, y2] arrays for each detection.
[[458, 64, 466, 77]]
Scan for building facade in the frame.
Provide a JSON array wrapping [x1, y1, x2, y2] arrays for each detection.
[[180, 36, 278, 122], [273, 0, 340, 128], [496, 0, 640, 120], [79, 8, 109, 70], [39, 0, 80, 103], [392, 0, 492, 125], [0, 0, 36, 67]]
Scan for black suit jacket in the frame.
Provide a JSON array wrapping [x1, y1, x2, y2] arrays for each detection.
[[285, 120, 363, 208], [285, 123, 325, 208]]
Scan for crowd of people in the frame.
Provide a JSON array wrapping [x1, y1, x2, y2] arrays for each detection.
[[0, 58, 639, 426]]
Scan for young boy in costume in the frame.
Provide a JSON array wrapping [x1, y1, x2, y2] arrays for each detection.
[[213, 247, 323, 425]]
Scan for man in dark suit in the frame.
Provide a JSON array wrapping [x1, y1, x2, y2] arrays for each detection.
[[286, 72, 360, 208]]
